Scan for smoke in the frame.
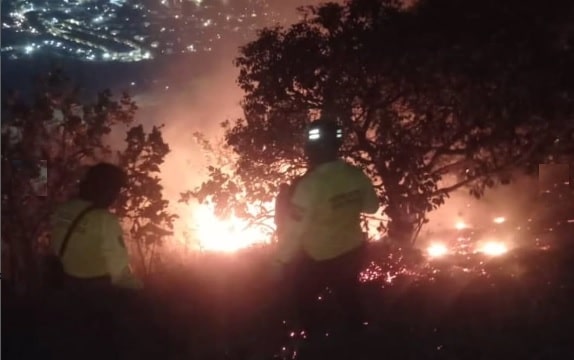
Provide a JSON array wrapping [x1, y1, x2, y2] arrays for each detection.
[[422, 172, 539, 235], [131, 1, 328, 247], [131, 0, 439, 248], [131, 56, 241, 247]]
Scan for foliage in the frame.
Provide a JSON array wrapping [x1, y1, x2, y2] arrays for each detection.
[[190, 0, 574, 244], [1, 69, 175, 291], [180, 132, 276, 235], [116, 124, 177, 275]]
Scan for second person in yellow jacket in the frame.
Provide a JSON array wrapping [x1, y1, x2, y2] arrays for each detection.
[[275, 118, 379, 338], [51, 162, 142, 290], [49, 163, 151, 359]]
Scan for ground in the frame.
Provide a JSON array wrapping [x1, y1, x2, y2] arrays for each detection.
[[3, 223, 574, 360]]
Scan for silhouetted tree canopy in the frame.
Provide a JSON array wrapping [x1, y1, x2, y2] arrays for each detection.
[[1, 69, 176, 293], [188, 0, 574, 244]]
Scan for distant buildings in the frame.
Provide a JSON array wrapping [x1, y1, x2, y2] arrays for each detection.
[[1, 0, 278, 62]]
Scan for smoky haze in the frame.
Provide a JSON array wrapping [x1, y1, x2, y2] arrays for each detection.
[[130, 0, 329, 248], [130, 0, 542, 248], [422, 174, 539, 236]]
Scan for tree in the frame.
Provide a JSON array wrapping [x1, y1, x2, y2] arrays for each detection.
[[1, 69, 176, 294], [115, 124, 177, 275], [190, 0, 574, 245]]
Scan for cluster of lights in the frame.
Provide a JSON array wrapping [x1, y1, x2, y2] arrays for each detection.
[[2, 0, 274, 62]]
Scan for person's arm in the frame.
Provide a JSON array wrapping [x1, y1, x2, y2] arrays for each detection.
[[274, 183, 290, 228], [360, 172, 380, 214], [99, 213, 143, 290], [276, 179, 316, 264]]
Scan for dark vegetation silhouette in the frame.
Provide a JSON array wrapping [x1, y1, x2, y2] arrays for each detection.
[[1, 68, 175, 295], [3, 0, 574, 359]]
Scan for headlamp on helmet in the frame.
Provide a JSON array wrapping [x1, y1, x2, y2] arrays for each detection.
[[308, 128, 321, 141], [306, 119, 343, 143]]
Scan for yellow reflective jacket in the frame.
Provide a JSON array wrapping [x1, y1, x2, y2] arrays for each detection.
[[277, 160, 379, 263], [50, 199, 143, 290]]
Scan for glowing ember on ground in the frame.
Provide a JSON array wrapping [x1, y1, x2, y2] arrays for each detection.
[[478, 241, 508, 256], [493, 217, 506, 224], [427, 243, 448, 258], [455, 221, 468, 230], [192, 203, 272, 252]]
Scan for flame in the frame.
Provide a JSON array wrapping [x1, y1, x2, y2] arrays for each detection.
[[192, 203, 272, 252], [427, 243, 448, 258], [455, 221, 468, 230], [477, 241, 508, 256], [493, 216, 506, 224]]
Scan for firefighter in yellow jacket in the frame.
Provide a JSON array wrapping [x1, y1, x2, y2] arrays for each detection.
[[50, 162, 142, 290], [274, 118, 379, 337], [49, 163, 150, 358]]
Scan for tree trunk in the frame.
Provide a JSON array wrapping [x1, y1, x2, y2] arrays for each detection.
[[387, 217, 416, 246], [385, 196, 419, 247]]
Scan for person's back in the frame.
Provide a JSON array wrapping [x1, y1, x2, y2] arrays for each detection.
[[48, 163, 148, 359], [276, 120, 379, 263], [272, 119, 380, 350], [50, 163, 141, 290], [296, 160, 378, 261], [51, 198, 139, 288]]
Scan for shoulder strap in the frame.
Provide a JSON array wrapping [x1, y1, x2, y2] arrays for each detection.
[[58, 205, 97, 257]]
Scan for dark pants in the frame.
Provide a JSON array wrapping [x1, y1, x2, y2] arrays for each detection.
[[51, 275, 162, 360], [290, 243, 367, 337]]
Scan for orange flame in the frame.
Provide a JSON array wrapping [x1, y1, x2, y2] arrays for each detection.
[[477, 241, 508, 256], [455, 220, 468, 230], [191, 203, 273, 252], [427, 243, 448, 258]]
